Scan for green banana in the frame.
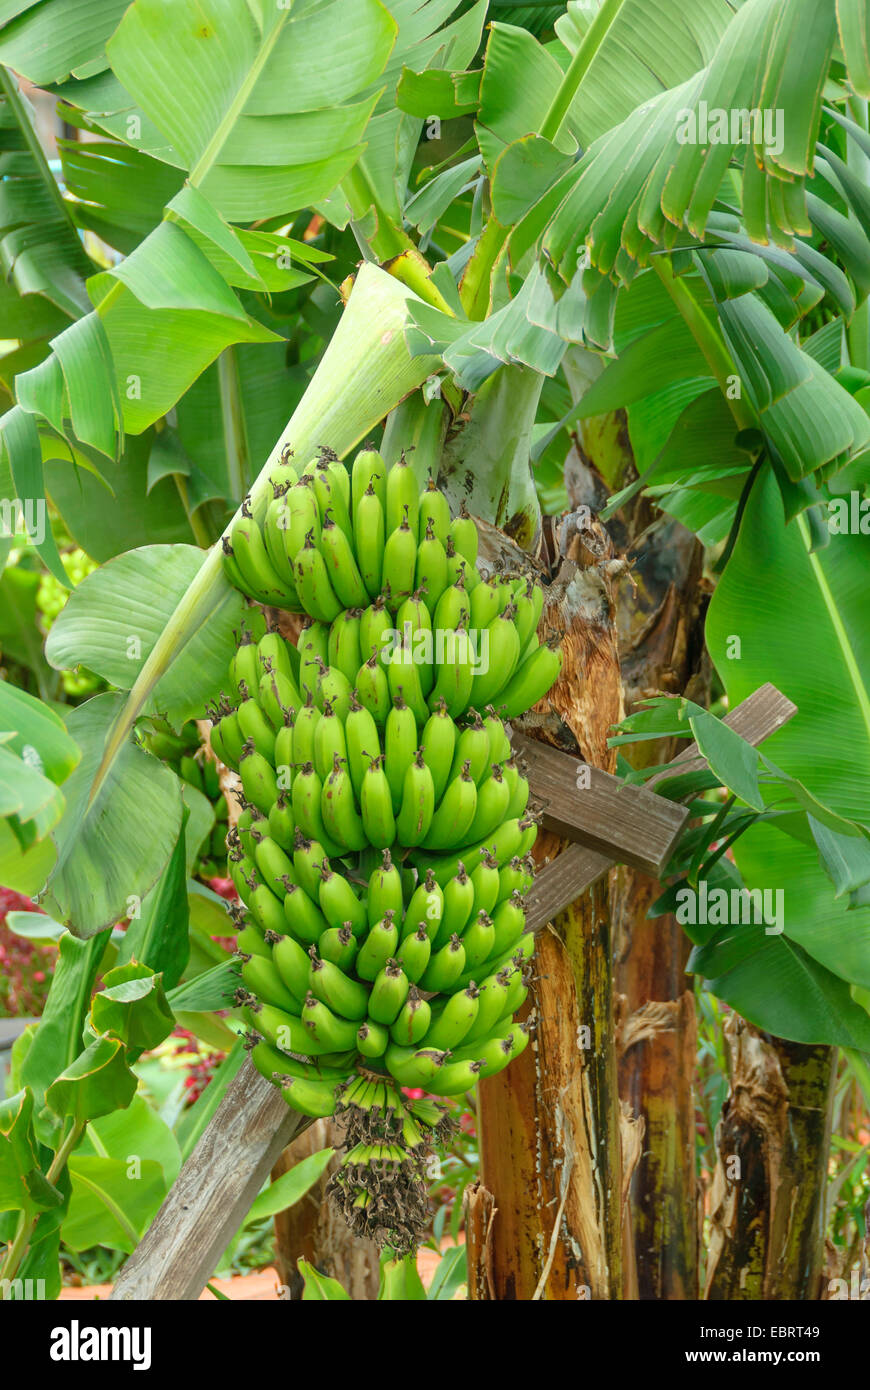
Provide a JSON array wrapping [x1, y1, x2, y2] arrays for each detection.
[[503, 755, 531, 819], [491, 638, 563, 720], [432, 572, 470, 635], [459, 910, 495, 970], [356, 652, 390, 729], [483, 706, 512, 765], [385, 452, 419, 537], [448, 710, 490, 784], [360, 753, 396, 848], [239, 739, 279, 815], [294, 529, 343, 623], [367, 960, 410, 1025], [258, 665, 299, 733], [424, 1056, 482, 1097], [359, 594, 392, 665], [384, 694, 417, 813], [229, 631, 261, 699], [423, 985, 480, 1051], [236, 925, 271, 960], [470, 604, 521, 708], [356, 911, 399, 981], [282, 880, 329, 946], [318, 924, 358, 971], [302, 992, 360, 1050], [344, 690, 382, 801], [497, 854, 535, 904], [236, 690, 277, 764], [469, 576, 503, 630], [396, 746, 435, 848], [292, 693, 321, 766], [309, 952, 370, 1021], [292, 830, 329, 900], [384, 1044, 447, 1088], [351, 445, 386, 521], [418, 475, 450, 545], [280, 1074, 339, 1119], [244, 999, 338, 1057], [381, 506, 417, 610], [490, 891, 527, 958], [321, 753, 368, 853], [257, 630, 299, 688], [368, 848, 404, 925], [356, 1019, 389, 1059], [312, 454, 353, 543], [415, 517, 448, 614], [273, 710, 295, 785], [320, 510, 369, 608], [313, 699, 348, 781], [396, 923, 431, 984], [240, 953, 301, 1014], [328, 607, 363, 686], [264, 490, 301, 592], [450, 501, 479, 569], [435, 864, 475, 948], [421, 699, 457, 802], [389, 986, 431, 1046], [281, 477, 321, 565], [419, 934, 466, 993], [292, 762, 341, 857], [470, 848, 501, 917], [402, 868, 443, 942], [249, 1040, 343, 1087], [229, 508, 290, 606], [421, 760, 477, 851], [253, 834, 295, 896], [462, 967, 513, 1044], [467, 763, 511, 842], [267, 792, 296, 852], [386, 647, 429, 726], [314, 658, 353, 722], [297, 621, 329, 698], [354, 481, 385, 600], [426, 616, 474, 717], [272, 933, 312, 1000], [318, 861, 367, 934]]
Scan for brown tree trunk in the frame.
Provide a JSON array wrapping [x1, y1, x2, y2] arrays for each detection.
[[562, 412, 709, 1300], [610, 511, 708, 1301], [271, 1121, 380, 1300], [468, 521, 627, 1300], [705, 1015, 836, 1300]]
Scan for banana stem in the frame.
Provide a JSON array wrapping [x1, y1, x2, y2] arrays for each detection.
[[539, 0, 627, 143], [218, 346, 251, 504]]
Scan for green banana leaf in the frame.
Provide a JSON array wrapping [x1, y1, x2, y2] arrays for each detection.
[[702, 467, 870, 1036]]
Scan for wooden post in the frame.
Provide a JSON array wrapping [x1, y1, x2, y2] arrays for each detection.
[[111, 1062, 308, 1300]]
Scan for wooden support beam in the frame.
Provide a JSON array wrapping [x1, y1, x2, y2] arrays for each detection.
[[525, 684, 796, 936], [111, 1061, 309, 1301], [513, 730, 688, 877]]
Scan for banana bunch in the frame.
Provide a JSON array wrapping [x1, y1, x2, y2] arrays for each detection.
[[213, 444, 563, 1250]]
